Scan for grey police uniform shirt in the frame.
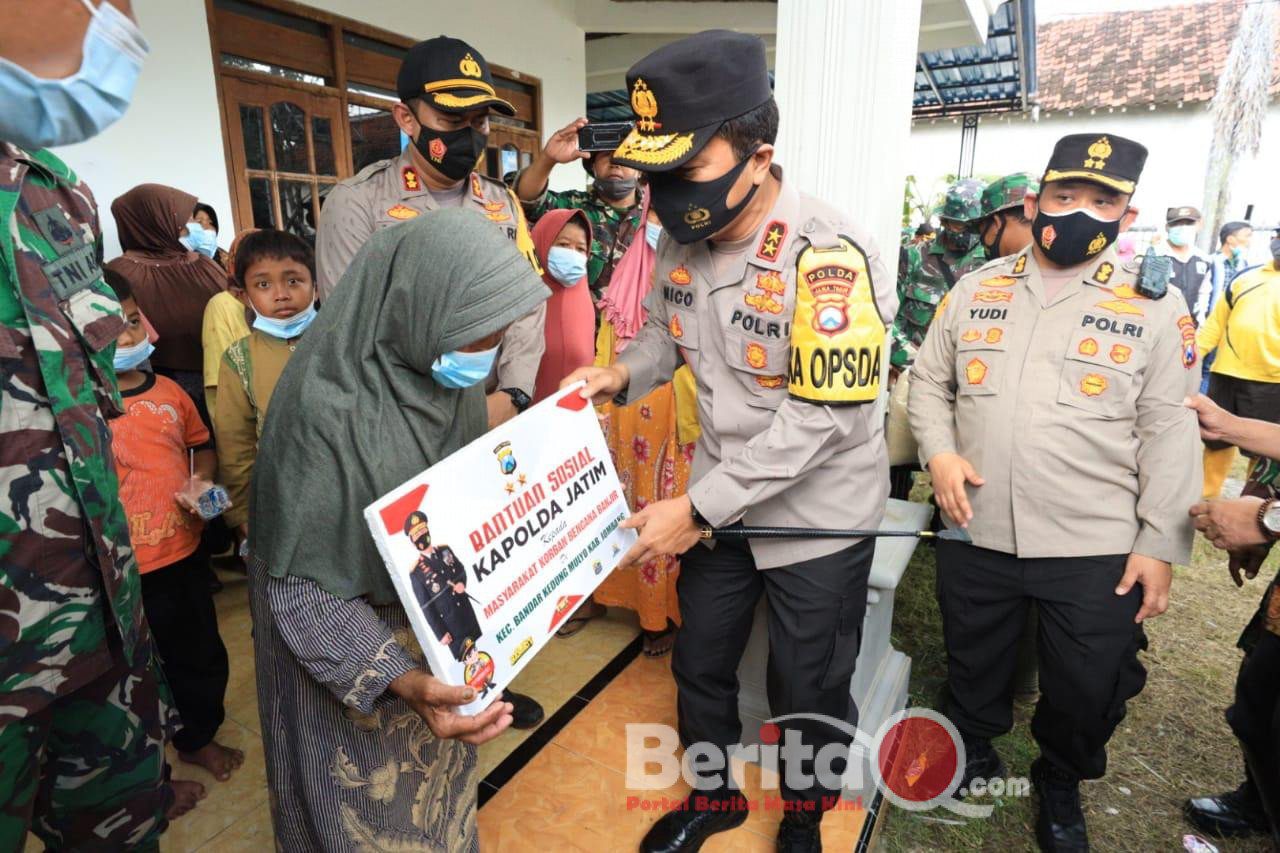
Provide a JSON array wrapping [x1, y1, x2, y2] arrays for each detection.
[[616, 173, 899, 570], [315, 148, 547, 398], [908, 244, 1201, 565]]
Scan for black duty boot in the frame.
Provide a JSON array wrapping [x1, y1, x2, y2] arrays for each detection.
[[957, 735, 1007, 799], [1031, 758, 1088, 852], [1184, 780, 1269, 838], [775, 806, 822, 853], [503, 690, 544, 729], [640, 792, 750, 853]]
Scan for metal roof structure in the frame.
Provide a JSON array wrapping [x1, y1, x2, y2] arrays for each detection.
[[588, 0, 1038, 122], [913, 0, 1037, 117]]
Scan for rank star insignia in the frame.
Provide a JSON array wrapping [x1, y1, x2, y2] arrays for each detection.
[[756, 221, 787, 262], [402, 168, 420, 192], [1012, 254, 1027, 274], [386, 204, 419, 220], [1080, 373, 1108, 397], [1078, 337, 1099, 357], [668, 265, 692, 286], [980, 275, 1016, 288], [1110, 344, 1132, 364], [972, 290, 1014, 304], [504, 482, 515, 494], [965, 358, 988, 385], [1093, 262, 1115, 284], [745, 342, 767, 369]]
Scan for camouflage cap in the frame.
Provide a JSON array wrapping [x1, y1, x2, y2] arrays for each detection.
[[980, 172, 1039, 218], [938, 178, 987, 223]]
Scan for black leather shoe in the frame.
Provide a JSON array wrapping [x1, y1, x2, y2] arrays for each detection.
[[1031, 758, 1089, 852], [640, 794, 750, 852], [957, 736, 1007, 799], [776, 809, 822, 852], [1184, 782, 1270, 838], [503, 690, 544, 729]]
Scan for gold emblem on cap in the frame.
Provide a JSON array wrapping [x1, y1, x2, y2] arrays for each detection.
[[459, 53, 482, 79], [631, 79, 660, 132], [1084, 136, 1112, 170]]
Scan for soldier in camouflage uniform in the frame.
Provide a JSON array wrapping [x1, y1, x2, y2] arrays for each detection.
[[0, 4, 184, 847], [891, 178, 988, 371], [515, 118, 645, 303], [974, 172, 1040, 262]]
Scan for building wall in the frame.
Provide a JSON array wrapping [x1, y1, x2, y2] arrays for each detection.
[[907, 103, 1280, 260], [55, 0, 586, 257]]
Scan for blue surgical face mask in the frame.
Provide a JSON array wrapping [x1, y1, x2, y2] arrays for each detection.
[[178, 222, 218, 258], [1167, 224, 1196, 248], [113, 337, 153, 372], [1230, 245, 1245, 260], [645, 221, 662, 251], [546, 246, 588, 287], [431, 345, 499, 389], [0, 0, 149, 151], [252, 301, 317, 340]]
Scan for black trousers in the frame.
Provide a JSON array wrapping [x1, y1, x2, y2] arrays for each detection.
[[935, 542, 1147, 780], [672, 537, 873, 809], [140, 550, 230, 753], [1227, 584, 1280, 837], [1204, 373, 1280, 451]]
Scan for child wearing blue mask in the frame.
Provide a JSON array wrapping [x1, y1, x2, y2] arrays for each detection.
[[213, 229, 318, 547], [532, 209, 594, 403], [103, 269, 244, 785]]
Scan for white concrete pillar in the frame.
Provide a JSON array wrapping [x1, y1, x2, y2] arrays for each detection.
[[772, 0, 924, 266]]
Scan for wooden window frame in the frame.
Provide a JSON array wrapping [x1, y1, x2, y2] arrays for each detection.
[[204, 0, 543, 232]]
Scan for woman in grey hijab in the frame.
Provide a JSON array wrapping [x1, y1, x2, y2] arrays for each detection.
[[247, 209, 549, 852]]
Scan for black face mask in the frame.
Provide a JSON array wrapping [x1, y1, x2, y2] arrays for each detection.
[[1031, 206, 1123, 266], [414, 124, 486, 182], [648, 152, 759, 245], [594, 176, 637, 201], [940, 228, 977, 255], [980, 215, 1006, 260]]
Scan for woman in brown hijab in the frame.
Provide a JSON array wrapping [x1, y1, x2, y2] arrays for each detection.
[[106, 184, 228, 423]]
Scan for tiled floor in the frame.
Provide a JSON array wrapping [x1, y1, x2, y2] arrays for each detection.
[[25, 571, 868, 851]]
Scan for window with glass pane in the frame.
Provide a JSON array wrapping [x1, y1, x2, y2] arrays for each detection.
[[312, 117, 336, 176], [240, 105, 267, 170], [348, 103, 401, 172], [279, 180, 316, 244], [271, 102, 310, 174], [248, 177, 275, 228]]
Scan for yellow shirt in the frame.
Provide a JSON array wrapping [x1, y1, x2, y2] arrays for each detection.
[[200, 291, 250, 414], [1198, 262, 1280, 383]]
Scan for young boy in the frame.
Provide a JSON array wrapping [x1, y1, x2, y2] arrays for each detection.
[[105, 270, 245, 782], [214, 229, 319, 545]]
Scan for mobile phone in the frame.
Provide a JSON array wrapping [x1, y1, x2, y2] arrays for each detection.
[[577, 122, 634, 153]]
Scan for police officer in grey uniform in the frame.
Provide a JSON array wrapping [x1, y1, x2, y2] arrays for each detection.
[[909, 134, 1202, 852], [316, 35, 546, 729], [565, 31, 897, 853], [316, 35, 545, 432]]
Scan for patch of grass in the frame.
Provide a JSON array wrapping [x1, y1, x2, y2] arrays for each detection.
[[878, 471, 1277, 852]]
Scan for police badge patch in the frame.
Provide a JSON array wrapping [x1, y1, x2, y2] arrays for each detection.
[[788, 236, 884, 405]]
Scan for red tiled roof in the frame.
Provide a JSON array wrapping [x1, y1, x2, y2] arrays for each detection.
[[1036, 0, 1280, 111]]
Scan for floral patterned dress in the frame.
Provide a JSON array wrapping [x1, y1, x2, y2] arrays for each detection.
[[591, 320, 696, 632]]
